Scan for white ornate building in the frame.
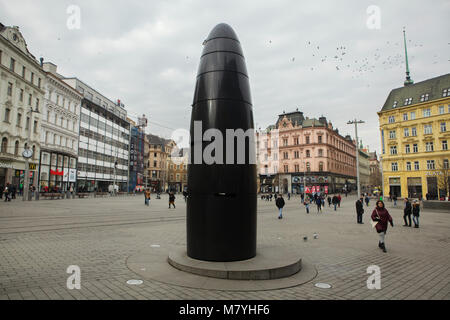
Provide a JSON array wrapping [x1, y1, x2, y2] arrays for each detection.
[[0, 24, 44, 191], [38, 62, 82, 192]]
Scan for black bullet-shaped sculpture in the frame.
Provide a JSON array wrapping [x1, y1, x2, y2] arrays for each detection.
[[187, 23, 257, 262]]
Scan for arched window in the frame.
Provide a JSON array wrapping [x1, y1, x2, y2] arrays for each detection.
[[14, 141, 19, 156], [1, 137, 8, 153]]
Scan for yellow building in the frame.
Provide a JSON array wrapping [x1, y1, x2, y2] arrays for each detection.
[[378, 73, 450, 199]]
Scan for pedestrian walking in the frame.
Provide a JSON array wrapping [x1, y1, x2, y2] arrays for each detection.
[[393, 194, 398, 206], [337, 194, 342, 207], [356, 194, 364, 224], [287, 192, 290, 200], [168, 192, 176, 208], [301, 193, 304, 203], [327, 195, 332, 207], [4, 183, 11, 202], [315, 197, 322, 213], [332, 194, 339, 211], [183, 190, 188, 202], [371, 200, 394, 253], [412, 200, 420, 228], [364, 194, 370, 207], [403, 198, 412, 227], [144, 188, 151, 206], [304, 197, 310, 214], [276, 194, 285, 219]]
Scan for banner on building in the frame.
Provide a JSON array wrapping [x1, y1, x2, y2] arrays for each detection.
[[69, 169, 77, 182], [324, 186, 328, 194], [50, 169, 64, 176]]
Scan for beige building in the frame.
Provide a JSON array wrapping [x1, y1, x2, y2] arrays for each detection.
[[358, 143, 370, 194], [0, 24, 45, 191], [144, 133, 175, 192], [168, 148, 188, 193]]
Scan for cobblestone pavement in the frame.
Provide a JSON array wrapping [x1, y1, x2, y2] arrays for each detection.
[[0, 194, 449, 300]]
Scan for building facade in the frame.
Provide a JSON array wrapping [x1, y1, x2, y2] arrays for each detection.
[[38, 62, 82, 192], [62, 78, 130, 192], [168, 148, 188, 193], [368, 151, 382, 190], [144, 134, 175, 192], [358, 144, 370, 194], [378, 73, 450, 199], [0, 24, 44, 192], [128, 119, 145, 192], [257, 110, 357, 194]]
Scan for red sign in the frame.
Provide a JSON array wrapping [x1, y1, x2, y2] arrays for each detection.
[[311, 186, 316, 193], [50, 169, 64, 176], [305, 186, 311, 193], [324, 186, 328, 194]]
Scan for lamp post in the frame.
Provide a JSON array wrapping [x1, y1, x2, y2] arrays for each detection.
[[347, 119, 365, 197], [23, 107, 40, 201]]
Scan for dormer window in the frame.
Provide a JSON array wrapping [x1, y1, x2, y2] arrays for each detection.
[[442, 88, 450, 97], [420, 93, 429, 102], [392, 101, 398, 108], [404, 98, 413, 106]]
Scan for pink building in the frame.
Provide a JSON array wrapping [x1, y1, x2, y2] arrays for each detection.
[[257, 110, 357, 194]]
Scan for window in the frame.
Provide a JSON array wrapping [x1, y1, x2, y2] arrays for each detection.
[[38, 78, 41, 89], [390, 146, 397, 155], [318, 149, 323, 157], [414, 161, 419, 170], [305, 136, 310, 144], [425, 142, 434, 152], [441, 122, 447, 132], [423, 109, 431, 117], [14, 141, 19, 156], [294, 151, 299, 159], [4, 108, 10, 122], [28, 94, 32, 106], [294, 137, 299, 145], [7, 82, 12, 96], [306, 162, 311, 172], [22, 66, 26, 78], [306, 150, 310, 158], [10, 58, 15, 72], [426, 160, 435, 170], [411, 127, 417, 136], [16, 113, 22, 127], [284, 165, 289, 173], [413, 144, 418, 153], [389, 130, 396, 139], [318, 136, 322, 143], [319, 162, 324, 172], [406, 162, 411, 171], [388, 116, 395, 123], [420, 93, 429, 102], [294, 164, 299, 172], [443, 140, 448, 151], [403, 113, 408, 121], [35, 98, 39, 111], [392, 101, 398, 108], [33, 120, 38, 133], [25, 117, 30, 130], [439, 106, 445, 114], [404, 98, 413, 106], [442, 88, 450, 97], [405, 144, 410, 154], [1, 138, 7, 153], [424, 124, 432, 135], [0, 50, 2, 64], [391, 162, 398, 171], [404, 128, 409, 137], [410, 112, 416, 120], [444, 159, 449, 169], [30, 72, 34, 85], [283, 152, 289, 159], [19, 89, 23, 102]]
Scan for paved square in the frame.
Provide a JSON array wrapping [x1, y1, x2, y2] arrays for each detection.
[[0, 194, 449, 300]]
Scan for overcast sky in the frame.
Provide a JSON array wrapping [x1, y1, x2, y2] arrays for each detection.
[[2, 0, 449, 155]]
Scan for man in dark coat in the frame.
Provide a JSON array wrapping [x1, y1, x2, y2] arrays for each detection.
[[355, 194, 364, 224], [403, 198, 412, 227], [275, 194, 285, 219], [332, 194, 339, 211]]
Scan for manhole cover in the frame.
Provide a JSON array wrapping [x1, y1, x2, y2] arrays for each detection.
[[315, 283, 332, 289], [126, 280, 143, 285]]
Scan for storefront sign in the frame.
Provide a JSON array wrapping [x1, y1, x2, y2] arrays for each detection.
[[29, 163, 37, 170], [63, 169, 69, 182], [0, 162, 13, 168], [324, 186, 328, 194], [69, 169, 77, 182], [50, 169, 64, 176]]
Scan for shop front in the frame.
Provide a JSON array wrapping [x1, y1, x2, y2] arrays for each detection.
[[292, 175, 331, 195], [407, 177, 422, 198], [38, 151, 77, 192], [389, 177, 401, 198], [259, 175, 275, 193]]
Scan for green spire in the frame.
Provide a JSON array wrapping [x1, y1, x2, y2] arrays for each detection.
[[403, 27, 414, 86]]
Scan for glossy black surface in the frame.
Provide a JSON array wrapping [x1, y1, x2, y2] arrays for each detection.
[[187, 23, 257, 262]]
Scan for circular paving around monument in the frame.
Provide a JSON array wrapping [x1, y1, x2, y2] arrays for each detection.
[[126, 245, 318, 291]]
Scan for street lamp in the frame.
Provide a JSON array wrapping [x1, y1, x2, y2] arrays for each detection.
[[347, 119, 365, 197], [23, 107, 40, 201]]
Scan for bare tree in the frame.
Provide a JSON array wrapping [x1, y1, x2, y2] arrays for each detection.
[[436, 159, 450, 199]]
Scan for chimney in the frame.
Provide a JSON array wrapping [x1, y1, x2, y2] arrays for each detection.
[[42, 62, 57, 75]]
